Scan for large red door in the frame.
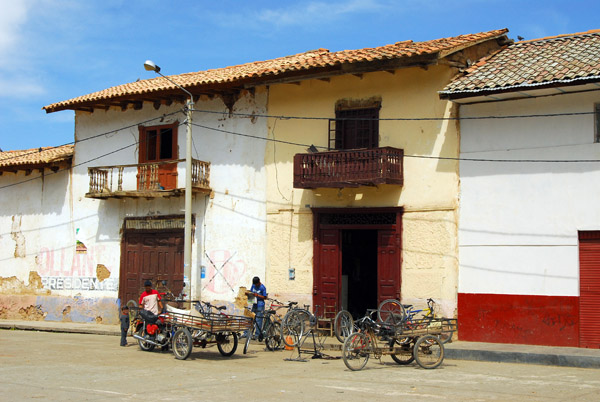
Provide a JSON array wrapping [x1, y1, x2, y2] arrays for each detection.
[[119, 230, 184, 305], [579, 231, 600, 348], [377, 230, 401, 304], [313, 229, 341, 311]]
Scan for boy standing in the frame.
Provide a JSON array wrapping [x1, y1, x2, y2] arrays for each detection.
[[120, 305, 130, 346]]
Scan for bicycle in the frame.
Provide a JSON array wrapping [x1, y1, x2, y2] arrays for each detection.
[[378, 298, 454, 344], [280, 303, 327, 353], [244, 298, 286, 352], [342, 309, 445, 370]]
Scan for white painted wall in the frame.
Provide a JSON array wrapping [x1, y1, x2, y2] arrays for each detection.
[[458, 91, 600, 296], [0, 88, 268, 324], [73, 89, 268, 305]]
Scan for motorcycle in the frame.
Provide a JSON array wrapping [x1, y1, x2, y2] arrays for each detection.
[[132, 307, 171, 351], [131, 281, 187, 352]]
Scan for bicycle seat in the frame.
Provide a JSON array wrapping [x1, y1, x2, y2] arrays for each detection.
[[403, 304, 412, 309], [215, 306, 226, 311]]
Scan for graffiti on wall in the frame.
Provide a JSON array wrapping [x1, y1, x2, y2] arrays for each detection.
[[203, 250, 247, 294], [41, 277, 118, 291], [36, 246, 115, 292]]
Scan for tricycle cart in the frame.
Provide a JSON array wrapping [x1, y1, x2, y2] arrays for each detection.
[[165, 309, 253, 360], [342, 310, 457, 370]]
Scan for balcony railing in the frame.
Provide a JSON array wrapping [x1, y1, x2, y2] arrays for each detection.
[[86, 158, 210, 199], [293, 147, 403, 189]]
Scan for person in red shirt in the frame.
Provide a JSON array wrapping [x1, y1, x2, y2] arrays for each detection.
[[139, 280, 163, 314]]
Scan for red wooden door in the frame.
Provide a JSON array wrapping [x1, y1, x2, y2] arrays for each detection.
[[377, 230, 401, 304], [579, 231, 600, 348], [119, 230, 184, 305], [314, 229, 341, 312]]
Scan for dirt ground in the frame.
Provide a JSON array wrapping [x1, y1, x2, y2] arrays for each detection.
[[1, 330, 600, 401]]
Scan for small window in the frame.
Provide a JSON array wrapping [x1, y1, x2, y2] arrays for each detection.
[[139, 124, 177, 163], [331, 107, 380, 150], [595, 103, 600, 143]]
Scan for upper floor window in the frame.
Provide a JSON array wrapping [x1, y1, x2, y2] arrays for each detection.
[[330, 107, 380, 150], [138, 123, 178, 190], [139, 123, 178, 163]]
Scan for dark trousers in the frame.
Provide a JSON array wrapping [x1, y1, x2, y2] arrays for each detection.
[[120, 328, 128, 346]]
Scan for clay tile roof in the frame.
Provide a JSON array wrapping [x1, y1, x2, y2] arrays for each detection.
[[0, 145, 74, 170], [44, 29, 508, 113], [440, 29, 600, 97]]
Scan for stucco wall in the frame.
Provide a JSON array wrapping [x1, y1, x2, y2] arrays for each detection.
[[1, 88, 269, 323], [458, 91, 600, 296], [264, 65, 460, 312]]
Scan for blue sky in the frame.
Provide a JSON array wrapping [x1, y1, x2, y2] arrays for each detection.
[[1, 0, 599, 151]]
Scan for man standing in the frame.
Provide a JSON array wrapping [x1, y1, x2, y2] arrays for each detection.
[[246, 276, 267, 339], [139, 280, 163, 314]]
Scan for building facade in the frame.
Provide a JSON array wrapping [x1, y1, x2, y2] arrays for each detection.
[[440, 30, 600, 347]]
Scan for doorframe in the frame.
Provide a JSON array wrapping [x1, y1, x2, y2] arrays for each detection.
[[118, 214, 190, 304], [312, 207, 403, 308]]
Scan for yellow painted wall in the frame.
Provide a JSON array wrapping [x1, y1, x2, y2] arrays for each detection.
[[264, 64, 460, 315]]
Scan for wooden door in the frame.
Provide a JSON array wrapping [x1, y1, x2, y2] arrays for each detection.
[[377, 229, 401, 304], [119, 230, 184, 305], [138, 123, 178, 190], [579, 231, 600, 348], [313, 229, 341, 312]]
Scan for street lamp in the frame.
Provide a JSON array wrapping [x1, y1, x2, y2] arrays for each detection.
[[144, 60, 196, 301]]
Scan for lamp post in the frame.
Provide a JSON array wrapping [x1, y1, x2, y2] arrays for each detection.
[[144, 60, 196, 301]]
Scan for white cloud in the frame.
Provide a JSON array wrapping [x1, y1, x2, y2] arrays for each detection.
[[0, 77, 45, 98], [0, 0, 29, 55]]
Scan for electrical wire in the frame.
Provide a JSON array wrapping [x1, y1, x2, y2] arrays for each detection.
[[190, 108, 597, 122], [2, 108, 599, 193], [0, 110, 182, 164], [193, 122, 600, 163]]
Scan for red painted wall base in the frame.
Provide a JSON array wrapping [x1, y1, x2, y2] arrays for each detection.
[[458, 293, 579, 347]]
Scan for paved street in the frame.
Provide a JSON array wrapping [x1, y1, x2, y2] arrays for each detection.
[[1, 330, 599, 401]]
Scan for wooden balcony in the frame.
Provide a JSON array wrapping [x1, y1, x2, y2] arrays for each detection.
[[293, 147, 403, 189], [86, 159, 210, 199]]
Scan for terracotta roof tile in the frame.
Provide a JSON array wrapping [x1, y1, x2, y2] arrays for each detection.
[[0, 145, 74, 168], [440, 29, 600, 96], [44, 29, 508, 113]]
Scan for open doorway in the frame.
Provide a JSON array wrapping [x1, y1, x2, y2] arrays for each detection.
[[341, 229, 378, 318]]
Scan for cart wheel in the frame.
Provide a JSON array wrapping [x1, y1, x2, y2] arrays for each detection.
[[281, 311, 304, 348], [265, 322, 282, 351], [172, 327, 192, 360], [334, 310, 354, 343], [389, 338, 414, 365], [216, 332, 238, 357], [413, 335, 444, 369], [378, 299, 406, 325], [342, 332, 371, 371]]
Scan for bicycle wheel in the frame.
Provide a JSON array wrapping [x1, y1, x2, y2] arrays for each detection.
[[413, 335, 444, 369], [265, 322, 282, 351], [243, 326, 252, 354], [378, 299, 406, 324], [389, 338, 414, 365], [334, 310, 354, 343], [216, 332, 238, 357], [342, 332, 372, 371], [172, 327, 193, 360], [281, 310, 304, 347]]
